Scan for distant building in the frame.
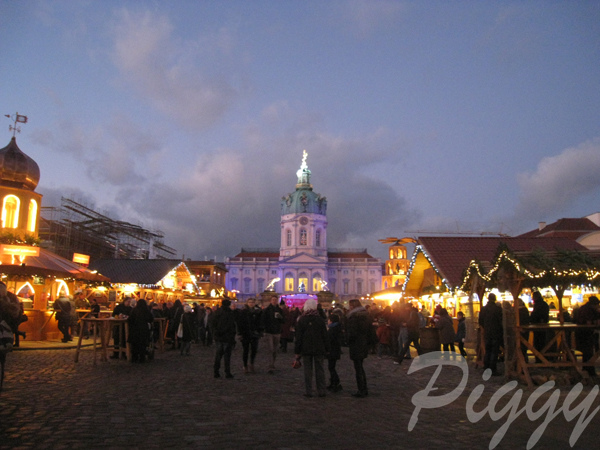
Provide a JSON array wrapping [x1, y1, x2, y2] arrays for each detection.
[[517, 214, 600, 251], [226, 151, 382, 303]]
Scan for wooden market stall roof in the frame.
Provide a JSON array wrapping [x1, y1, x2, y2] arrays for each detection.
[[88, 259, 196, 288], [0, 247, 109, 282], [403, 236, 588, 296]]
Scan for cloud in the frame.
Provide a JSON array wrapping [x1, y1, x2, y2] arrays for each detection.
[[514, 138, 600, 221], [110, 8, 240, 130], [31, 115, 165, 187], [105, 104, 417, 261], [340, 0, 408, 38]]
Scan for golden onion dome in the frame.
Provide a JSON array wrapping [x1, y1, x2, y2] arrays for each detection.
[[0, 137, 40, 191]]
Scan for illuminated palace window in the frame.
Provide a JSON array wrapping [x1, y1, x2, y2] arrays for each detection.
[[285, 273, 294, 291], [2, 195, 20, 229], [27, 199, 37, 232], [312, 273, 322, 291], [298, 272, 308, 291], [316, 230, 321, 247], [300, 229, 307, 246], [286, 229, 292, 246]]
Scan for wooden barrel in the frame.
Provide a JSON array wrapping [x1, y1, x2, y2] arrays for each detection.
[[419, 327, 440, 354]]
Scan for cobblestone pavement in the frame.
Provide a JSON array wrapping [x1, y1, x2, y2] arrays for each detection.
[[1, 340, 599, 450]]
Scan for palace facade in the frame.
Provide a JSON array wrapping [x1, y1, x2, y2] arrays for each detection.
[[225, 152, 382, 303]]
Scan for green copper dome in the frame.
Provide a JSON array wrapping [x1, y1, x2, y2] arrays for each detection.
[[281, 151, 327, 215]]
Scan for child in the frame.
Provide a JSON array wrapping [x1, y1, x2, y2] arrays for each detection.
[[327, 314, 343, 392], [456, 311, 467, 357]]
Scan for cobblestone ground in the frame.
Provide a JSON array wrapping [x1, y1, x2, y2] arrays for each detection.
[[1, 341, 599, 450]]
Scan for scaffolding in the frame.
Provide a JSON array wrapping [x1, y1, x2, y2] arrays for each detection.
[[39, 197, 177, 261]]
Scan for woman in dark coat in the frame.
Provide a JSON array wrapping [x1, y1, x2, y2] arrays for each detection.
[[127, 299, 154, 363], [294, 299, 330, 398]]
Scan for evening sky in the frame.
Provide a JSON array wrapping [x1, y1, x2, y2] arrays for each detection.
[[1, 1, 600, 261]]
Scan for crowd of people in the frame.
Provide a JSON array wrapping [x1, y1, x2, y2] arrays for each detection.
[[3, 287, 600, 394]]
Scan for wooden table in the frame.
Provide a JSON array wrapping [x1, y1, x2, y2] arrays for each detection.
[[74, 318, 110, 364], [514, 322, 600, 385], [74, 318, 130, 364]]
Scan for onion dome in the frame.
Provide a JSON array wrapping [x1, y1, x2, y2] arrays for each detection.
[[0, 137, 40, 191], [281, 151, 327, 216]]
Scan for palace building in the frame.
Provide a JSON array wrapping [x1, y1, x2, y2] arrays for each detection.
[[225, 152, 382, 303]]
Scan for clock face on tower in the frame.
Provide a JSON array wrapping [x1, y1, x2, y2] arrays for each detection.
[[299, 216, 309, 225]]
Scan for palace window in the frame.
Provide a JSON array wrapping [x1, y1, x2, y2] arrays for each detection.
[[2, 195, 20, 229], [257, 279, 265, 293], [298, 272, 308, 291], [286, 229, 292, 246], [316, 230, 321, 247], [285, 276, 294, 292], [312, 273, 322, 291], [300, 229, 307, 246]]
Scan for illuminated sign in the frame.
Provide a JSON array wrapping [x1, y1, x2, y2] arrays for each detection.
[[0, 245, 40, 257], [73, 253, 90, 265]]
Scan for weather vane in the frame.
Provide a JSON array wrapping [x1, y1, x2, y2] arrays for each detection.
[[4, 112, 28, 137]]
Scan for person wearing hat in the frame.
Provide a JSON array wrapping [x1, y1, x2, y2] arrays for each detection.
[[575, 296, 600, 377], [211, 298, 237, 378]]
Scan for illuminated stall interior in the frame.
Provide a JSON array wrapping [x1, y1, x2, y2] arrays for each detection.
[[400, 236, 592, 316], [89, 259, 208, 307]]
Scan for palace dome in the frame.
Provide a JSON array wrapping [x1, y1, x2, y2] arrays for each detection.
[[0, 137, 40, 191], [280, 151, 327, 216]]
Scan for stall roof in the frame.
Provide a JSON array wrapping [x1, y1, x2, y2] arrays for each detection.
[[0, 248, 109, 281], [404, 236, 587, 294], [89, 259, 192, 285]]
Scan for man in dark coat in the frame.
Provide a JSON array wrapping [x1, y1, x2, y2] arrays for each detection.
[[236, 298, 262, 374], [530, 290, 550, 361], [261, 295, 284, 374], [346, 299, 371, 398], [478, 293, 503, 376], [211, 298, 237, 379], [575, 296, 600, 377], [54, 295, 73, 342]]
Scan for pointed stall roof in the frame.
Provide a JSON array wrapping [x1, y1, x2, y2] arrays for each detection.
[[403, 236, 588, 296], [89, 259, 195, 287]]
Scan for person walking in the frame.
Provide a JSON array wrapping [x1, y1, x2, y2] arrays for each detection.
[[211, 298, 237, 379], [395, 302, 423, 364], [261, 295, 285, 374], [236, 298, 262, 373], [346, 299, 371, 398], [294, 299, 330, 398], [478, 293, 503, 376]]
